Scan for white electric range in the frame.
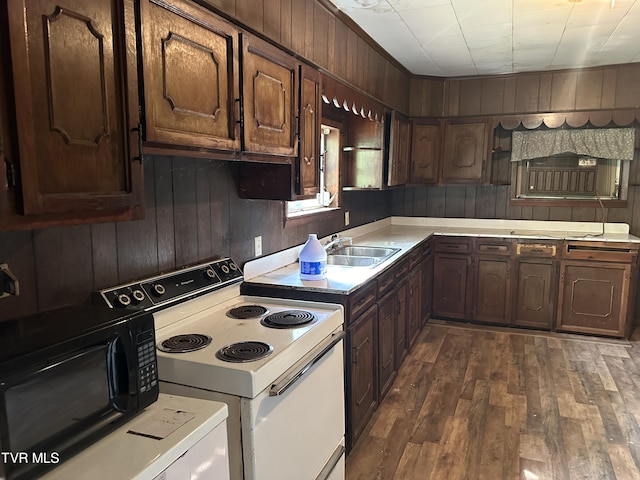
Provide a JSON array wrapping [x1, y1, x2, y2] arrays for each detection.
[[97, 258, 345, 480]]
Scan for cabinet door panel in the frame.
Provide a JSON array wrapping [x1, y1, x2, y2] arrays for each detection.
[[140, 0, 240, 150], [7, 0, 142, 215], [377, 294, 396, 398], [387, 111, 410, 186], [433, 254, 469, 318], [421, 255, 433, 327], [514, 260, 556, 329], [410, 120, 440, 184], [557, 262, 630, 337], [407, 268, 422, 348], [441, 121, 489, 184], [474, 257, 511, 323], [395, 283, 408, 369], [241, 34, 297, 156], [348, 304, 377, 446], [296, 65, 321, 197]]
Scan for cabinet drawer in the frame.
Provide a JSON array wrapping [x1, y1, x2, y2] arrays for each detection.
[[516, 242, 557, 257], [433, 236, 472, 253], [476, 238, 513, 256], [408, 247, 423, 271], [377, 268, 396, 297], [421, 239, 432, 257], [349, 281, 377, 323], [562, 241, 639, 264]]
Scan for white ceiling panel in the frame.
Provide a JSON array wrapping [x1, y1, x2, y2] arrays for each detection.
[[328, 0, 640, 77]]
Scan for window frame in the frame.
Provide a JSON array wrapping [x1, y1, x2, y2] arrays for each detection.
[[284, 117, 344, 227]]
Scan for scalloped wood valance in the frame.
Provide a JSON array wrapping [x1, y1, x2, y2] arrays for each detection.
[[321, 74, 385, 122], [493, 110, 640, 130]]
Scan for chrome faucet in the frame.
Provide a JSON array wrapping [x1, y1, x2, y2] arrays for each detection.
[[324, 234, 352, 254]]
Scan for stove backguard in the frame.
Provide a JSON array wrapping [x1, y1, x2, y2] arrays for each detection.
[[94, 258, 242, 311]]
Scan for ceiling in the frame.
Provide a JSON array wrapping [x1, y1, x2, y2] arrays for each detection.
[[327, 0, 640, 77]]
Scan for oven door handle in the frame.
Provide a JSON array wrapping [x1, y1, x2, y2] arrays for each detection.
[[315, 444, 345, 480], [269, 330, 345, 397]]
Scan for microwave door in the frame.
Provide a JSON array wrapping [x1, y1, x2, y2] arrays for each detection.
[[3, 343, 125, 454]]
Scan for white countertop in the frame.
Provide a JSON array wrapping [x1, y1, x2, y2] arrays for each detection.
[[243, 217, 640, 295], [41, 394, 228, 480]]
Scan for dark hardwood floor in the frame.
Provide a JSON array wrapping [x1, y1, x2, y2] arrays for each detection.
[[346, 320, 640, 480]]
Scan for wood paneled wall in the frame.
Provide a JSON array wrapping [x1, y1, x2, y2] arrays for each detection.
[[0, 157, 390, 322], [409, 64, 640, 117], [200, 0, 412, 112]]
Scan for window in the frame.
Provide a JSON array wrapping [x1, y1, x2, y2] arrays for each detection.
[[510, 127, 635, 205], [513, 155, 622, 200], [286, 124, 341, 217]]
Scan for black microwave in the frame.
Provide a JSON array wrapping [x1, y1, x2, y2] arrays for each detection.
[[0, 306, 159, 480]]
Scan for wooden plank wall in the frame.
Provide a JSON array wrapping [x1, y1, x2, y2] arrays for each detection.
[[0, 157, 391, 322], [201, 0, 412, 112], [410, 64, 640, 117]]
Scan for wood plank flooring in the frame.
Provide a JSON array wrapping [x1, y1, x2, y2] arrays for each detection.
[[346, 321, 640, 480]]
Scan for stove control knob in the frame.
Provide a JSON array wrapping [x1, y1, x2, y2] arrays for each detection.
[[131, 289, 146, 303], [204, 267, 216, 279], [221, 265, 230, 274], [116, 293, 132, 307], [229, 262, 238, 271], [152, 284, 166, 297]]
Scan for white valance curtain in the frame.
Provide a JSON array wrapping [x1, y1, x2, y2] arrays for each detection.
[[511, 128, 636, 162]]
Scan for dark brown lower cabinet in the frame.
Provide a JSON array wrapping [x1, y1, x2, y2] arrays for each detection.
[[513, 259, 557, 329], [421, 254, 433, 327], [432, 253, 470, 319], [348, 303, 378, 446], [377, 292, 396, 399], [394, 283, 408, 369], [556, 261, 631, 337], [473, 257, 511, 323], [407, 267, 422, 348]]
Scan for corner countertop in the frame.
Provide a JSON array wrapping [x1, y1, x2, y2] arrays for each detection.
[[242, 217, 640, 295], [41, 394, 228, 480]]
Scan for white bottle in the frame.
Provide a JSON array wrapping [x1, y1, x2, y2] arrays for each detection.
[[299, 234, 327, 280]]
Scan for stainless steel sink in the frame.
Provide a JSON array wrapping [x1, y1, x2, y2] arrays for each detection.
[[326, 255, 380, 267], [326, 245, 400, 267], [330, 246, 400, 258]]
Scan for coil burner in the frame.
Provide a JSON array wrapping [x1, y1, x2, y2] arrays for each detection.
[[226, 305, 269, 319], [261, 310, 318, 329], [157, 334, 212, 353], [215, 341, 273, 363]]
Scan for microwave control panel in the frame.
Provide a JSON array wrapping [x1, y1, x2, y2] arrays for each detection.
[[136, 329, 157, 393], [95, 258, 242, 311]]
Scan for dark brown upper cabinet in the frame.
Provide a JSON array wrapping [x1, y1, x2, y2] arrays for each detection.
[[441, 118, 493, 184], [236, 61, 323, 201], [2, 0, 143, 228], [297, 64, 322, 198], [240, 33, 298, 158], [409, 118, 440, 185], [387, 111, 411, 187], [139, 0, 240, 152]]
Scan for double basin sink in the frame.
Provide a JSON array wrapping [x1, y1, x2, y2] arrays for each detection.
[[326, 246, 400, 267]]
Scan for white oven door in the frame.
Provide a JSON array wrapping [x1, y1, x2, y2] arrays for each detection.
[[240, 329, 345, 480]]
